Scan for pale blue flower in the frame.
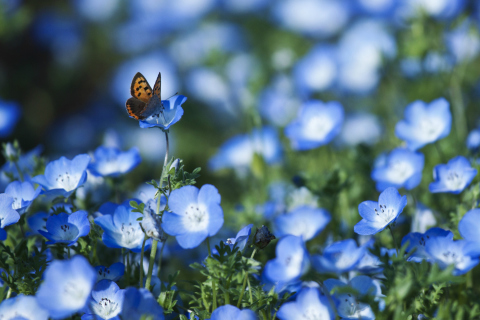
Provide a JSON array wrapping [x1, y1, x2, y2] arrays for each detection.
[[226, 224, 253, 251], [39, 211, 90, 246], [402, 228, 454, 262], [429, 156, 477, 194], [312, 239, 368, 274], [466, 128, 480, 152], [425, 237, 479, 276], [138, 95, 187, 130], [88, 146, 141, 178], [277, 287, 335, 320], [0, 295, 49, 320], [338, 113, 382, 147], [0, 194, 20, 228], [120, 287, 164, 320], [274, 206, 330, 241], [208, 305, 256, 320], [82, 280, 124, 320], [4, 180, 41, 214]]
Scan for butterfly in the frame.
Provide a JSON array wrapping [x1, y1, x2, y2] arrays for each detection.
[[125, 72, 164, 121]]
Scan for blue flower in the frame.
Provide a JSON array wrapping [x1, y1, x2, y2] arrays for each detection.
[[226, 224, 253, 251], [208, 305, 256, 320], [135, 95, 186, 130], [458, 209, 480, 255], [0, 194, 20, 228], [39, 210, 90, 246], [395, 98, 451, 151], [429, 156, 477, 194], [1, 145, 42, 183], [467, 128, 480, 152], [208, 126, 282, 173], [371, 148, 424, 192], [36, 255, 96, 319], [82, 280, 124, 320], [285, 100, 344, 151], [263, 235, 309, 288], [354, 187, 407, 235], [162, 184, 224, 249], [401, 228, 454, 263], [0, 99, 21, 138], [338, 113, 382, 147], [324, 276, 380, 320], [277, 287, 335, 320], [274, 206, 331, 241], [0, 295, 49, 320], [120, 287, 164, 320], [32, 154, 91, 197], [311, 239, 367, 274], [95, 202, 151, 253], [411, 203, 437, 233], [88, 146, 141, 177], [4, 180, 41, 214], [425, 237, 479, 276], [95, 262, 125, 282], [445, 20, 480, 64]]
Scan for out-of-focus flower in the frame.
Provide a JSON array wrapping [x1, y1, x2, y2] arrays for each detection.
[[285, 100, 344, 151], [1, 145, 42, 184], [254, 225, 276, 249], [0, 228, 6, 241], [4, 180, 41, 214], [429, 156, 477, 194], [0, 194, 20, 228], [137, 95, 187, 130], [274, 206, 330, 241], [120, 287, 165, 320], [423, 52, 453, 74], [277, 287, 335, 320], [354, 187, 407, 235], [312, 239, 367, 274], [226, 224, 253, 251], [88, 146, 141, 178], [411, 203, 437, 233], [0, 295, 49, 320], [27, 211, 48, 236], [95, 262, 125, 283], [162, 185, 224, 249], [458, 209, 480, 246], [209, 126, 282, 173], [324, 276, 380, 320], [32, 154, 91, 197], [264, 235, 309, 287], [425, 237, 479, 276], [208, 305, 256, 320], [371, 148, 424, 192], [445, 20, 480, 64], [220, 0, 270, 13], [402, 228, 453, 262], [39, 211, 90, 246], [395, 98, 451, 151], [355, 0, 398, 16], [338, 113, 382, 147], [0, 99, 20, 138], [95, 202, 151, 253], [73, 0, 120, 22], [466, 128, 480, 152], [399, 0, 466, 20], [36, 255, 96, 319], [83, 280, 124, 320]]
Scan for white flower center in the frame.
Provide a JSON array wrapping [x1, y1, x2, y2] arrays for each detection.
[[54, 171, 79, 191], [444, 170, 465, 191], [302, 115, 334, 141], [62, 281, 89, 309], [386, 161, 414, 183], [120, 222, 142, 247], [301, 307, 326, 320], [417, 118, 443, 142], [337, 294, 369, 318], [182, 204, 209, 232], [374, 204, 397, 224], [92, 296, 121, 319], [57, 223, 79, 241]]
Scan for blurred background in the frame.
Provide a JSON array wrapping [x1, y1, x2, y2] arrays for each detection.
[[1, 0, 480, 231]]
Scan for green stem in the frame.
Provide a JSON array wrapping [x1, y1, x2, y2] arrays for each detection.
[[157, 238, 167, 278], [126, 250, 130, 286], [237, 271, 248, 308], [146, 131, 170, 291], [250, 248, 257, 259], [139, 236, 147, 287], [212, 278, 218, 311], [6, 287, 12, 300], [207, 237, 212, 257], [389, 225, 399, 255], [247, 277, 253, 304]]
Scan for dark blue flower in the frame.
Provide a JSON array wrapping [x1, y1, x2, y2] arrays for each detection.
[[137, 95, 187, 130], [162, 184, 224, 249], [0, 294, 49, 320], [429, 156, 477, 194], [225, 224, 253, 251], [36, 255, 96, 319], [395, 98, 451, 151], [120, 287, 164, 320], [88, 146, 141, 177], [82, 280, 124, 320], [401, 228, 454, 262], [95, 202, 151, 253], [311, 239, 367, 274], [0, 99, 21, 138], [95, 262, 125, 282], [0, 194, 20, 228], [4, 180, 41, 214], [425, 237, 479, 276], [208, 305, 256, 320], [354, 187, 407, 235], [285, 100, 344, 151], [39, 211, 90, 246], [263, 235, 309, 288], [277, 287, 335, 320], [32, 154, 91, 197], [371, 148, 424, 192], [0, 228, 6, 241], [274, 206, 330, 241]]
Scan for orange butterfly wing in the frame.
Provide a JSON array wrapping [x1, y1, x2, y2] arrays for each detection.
[[152, 72, 161, 99], [126, 97, 147, 120], [130, 72, 153, 103]]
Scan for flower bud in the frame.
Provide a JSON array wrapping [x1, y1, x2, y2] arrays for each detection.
[[254, 225, 275, 249]]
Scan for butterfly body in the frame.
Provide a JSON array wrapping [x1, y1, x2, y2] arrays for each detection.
[[126, 72, 164, 120]]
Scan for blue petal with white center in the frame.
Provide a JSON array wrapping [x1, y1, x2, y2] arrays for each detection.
[[32, 154, 91, 197], [429, 156, 477, 194], [277, 287, 335, 320], [39, 210, 90, 246], [4, 180, 41, 214], [225, 224, 253, 251], [285, 100, 344, 151], [371, 148, 424, 192], [0, 194, 20, 228], [0, 294, 49, 320], [311, 239, 367, 274], [395, 98, 451, 151], [88, 146, 141, 178], [162, 184, 224, 249], [36, 255, 96, 319], [401, 228, 454, 263], [425, 237, 479, 276], [82, 280, 124, 320], [138, 95, 187, 130], [354, 187, 407, 235], [274, 206, 330, 241]]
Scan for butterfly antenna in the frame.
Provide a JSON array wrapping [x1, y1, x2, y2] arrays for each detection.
[[167, 92, 179, 100]]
